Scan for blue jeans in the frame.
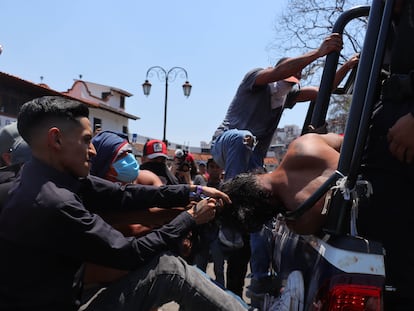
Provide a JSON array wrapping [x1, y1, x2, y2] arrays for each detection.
[[81, 252, 248, 311], [250, 223, 274, 280], [211, 129, 263, 180]]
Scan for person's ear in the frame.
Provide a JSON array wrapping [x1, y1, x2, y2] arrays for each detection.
[[47, 127, 62, 149]]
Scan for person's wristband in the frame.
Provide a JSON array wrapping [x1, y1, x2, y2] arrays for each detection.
[[196, 185, 203, 195], [189, 186, 202, 200]]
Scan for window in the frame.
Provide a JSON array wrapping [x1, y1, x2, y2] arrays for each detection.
[[120, 96, 125, 109], [93, 118, 102, 135], [102, 92, 111, 100]]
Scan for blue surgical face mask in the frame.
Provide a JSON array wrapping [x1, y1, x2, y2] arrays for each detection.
[[111, 153, 139, 183]]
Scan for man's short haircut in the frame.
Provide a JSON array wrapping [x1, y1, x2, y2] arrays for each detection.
[[219, 172, 280, 233], [17, 96, 89, 145]]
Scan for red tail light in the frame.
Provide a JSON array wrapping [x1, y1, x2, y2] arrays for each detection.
[[327, 284, 382, 310]]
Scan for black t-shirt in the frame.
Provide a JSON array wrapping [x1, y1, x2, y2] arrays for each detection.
[[140, 161, 179, 185]]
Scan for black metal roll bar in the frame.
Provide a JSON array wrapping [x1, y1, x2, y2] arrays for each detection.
[[301, 6, 370, 136], [309, 5, 371, 130], [285, 0, 396, 236]]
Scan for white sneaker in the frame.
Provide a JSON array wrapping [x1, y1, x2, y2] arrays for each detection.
[[262, 270, 304, 311]]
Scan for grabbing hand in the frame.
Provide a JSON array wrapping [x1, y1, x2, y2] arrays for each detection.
[[317, 33, 343, 57], [345, 53, 360, 69], [187, 198, 219, 225], [198, 186, 231, 205], [387, 112, 414, 163]]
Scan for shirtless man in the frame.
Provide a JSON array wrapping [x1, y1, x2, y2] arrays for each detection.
[[220, 133, 343, 235]]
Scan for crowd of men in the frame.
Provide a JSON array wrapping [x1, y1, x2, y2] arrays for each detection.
[[0, 1, 413, 310]]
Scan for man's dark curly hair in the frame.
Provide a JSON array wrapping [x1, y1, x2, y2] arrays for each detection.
[[218, 172, 281, 233]]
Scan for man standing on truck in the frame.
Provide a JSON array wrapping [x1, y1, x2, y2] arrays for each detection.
[[210, 32, 358, 306]]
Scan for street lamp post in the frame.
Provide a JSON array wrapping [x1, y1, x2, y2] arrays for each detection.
[[142, 66, 192, 143]]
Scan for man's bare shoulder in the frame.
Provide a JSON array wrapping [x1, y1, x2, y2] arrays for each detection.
[[282, 133, 341, 168], [290, 133, 342, 152], [287, 133, 326, 154]]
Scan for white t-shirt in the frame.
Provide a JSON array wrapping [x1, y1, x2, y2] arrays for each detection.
[[269, 80, 294, 109]]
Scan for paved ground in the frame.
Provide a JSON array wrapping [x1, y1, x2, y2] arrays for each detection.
[[159, 261, 251, 311]]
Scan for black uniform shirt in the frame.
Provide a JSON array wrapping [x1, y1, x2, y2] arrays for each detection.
[[0, 157, 195, 311]]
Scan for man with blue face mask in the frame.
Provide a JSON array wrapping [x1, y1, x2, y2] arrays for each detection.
[[91, 130, 138, 183], [91, 130, 162, 186], [89, 130, 194, 281], [110, 151, 139, 183], [0, 96, 248, 311]]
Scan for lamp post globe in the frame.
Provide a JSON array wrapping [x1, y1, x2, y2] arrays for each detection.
[[142, 66, 191, 143], [182, 81, 192, 97], [142, 80, 152, 96]]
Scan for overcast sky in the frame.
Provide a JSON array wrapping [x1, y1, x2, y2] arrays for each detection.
[[0, 0, 317, 146]]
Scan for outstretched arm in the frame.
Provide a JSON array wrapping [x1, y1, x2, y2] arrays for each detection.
[[288, 54, 360, 103], [294, 86, 319, 102], [332, 53, 360, 90], [254, 33, 343, 86]]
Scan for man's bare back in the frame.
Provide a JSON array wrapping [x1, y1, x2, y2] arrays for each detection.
[[221, 133, 343, 235], [269, 133, 342, 233]]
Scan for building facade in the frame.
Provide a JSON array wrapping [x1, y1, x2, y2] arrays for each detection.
[[0, 72, 139, 138]]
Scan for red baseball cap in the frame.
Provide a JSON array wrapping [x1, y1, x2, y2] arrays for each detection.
[[284, 76, 300, 84], [143, 139, 168, 159]]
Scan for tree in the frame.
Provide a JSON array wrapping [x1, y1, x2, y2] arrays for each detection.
[[327, 94, 352, 133], [269, 0, 370, 132]]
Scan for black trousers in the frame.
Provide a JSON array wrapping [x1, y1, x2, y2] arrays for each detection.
[[225, 233, 251, 298]]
